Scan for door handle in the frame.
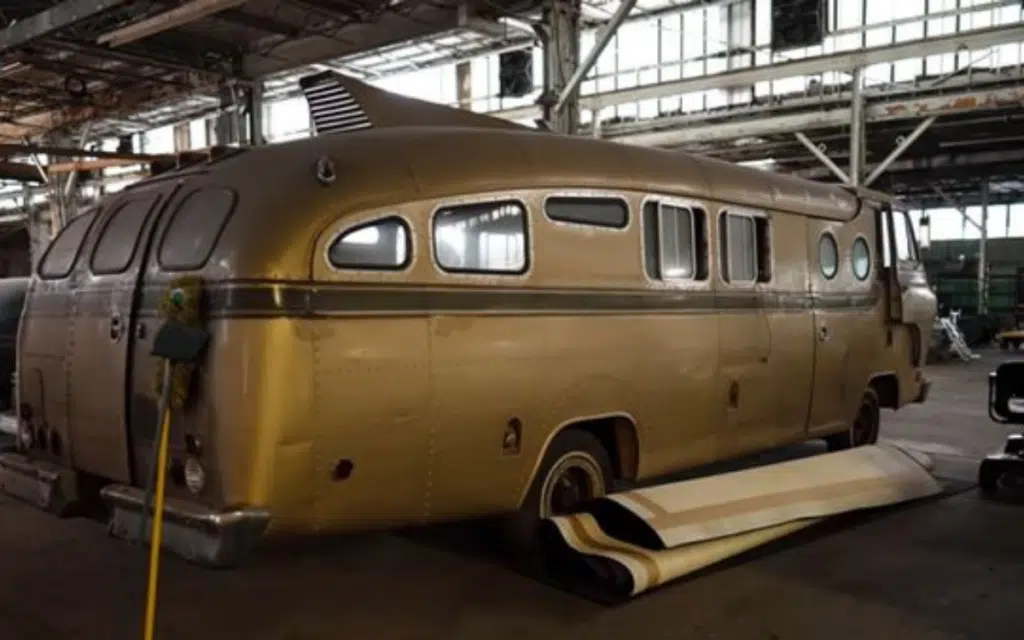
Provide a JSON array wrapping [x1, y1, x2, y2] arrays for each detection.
[[818, 325, 830, 342], [109, 314, 124, 342]]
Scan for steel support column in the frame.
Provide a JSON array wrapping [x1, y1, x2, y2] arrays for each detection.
[[59, 123, 93, 221], [863, 115, 937, 186], [214, 81, 242, 145], [979, 181, 989, 315], [456, 61, 472, 110], [541, 0, 582, 134], [849, 67, 865, 186], [794, 132, 851, 184], [247, 80, 264, 146], [554, 0, 635, 114]]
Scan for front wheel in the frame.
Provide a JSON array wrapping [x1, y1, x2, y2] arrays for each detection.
[[826, 388, 881, 452], [503, 429, 613, 562]]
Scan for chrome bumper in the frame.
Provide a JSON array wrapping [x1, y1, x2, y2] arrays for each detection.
[[101, 484, 271, 568], [0, 452, 80, 515]]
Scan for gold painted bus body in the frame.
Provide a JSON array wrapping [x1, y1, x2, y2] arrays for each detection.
[[1, 120, 934, 565]]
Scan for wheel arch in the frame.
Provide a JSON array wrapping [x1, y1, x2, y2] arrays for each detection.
[[516, 411, 640, 508], [869, 371, 900, 410]]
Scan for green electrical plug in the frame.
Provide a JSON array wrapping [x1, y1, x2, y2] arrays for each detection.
[[169, 287, 186, 309]]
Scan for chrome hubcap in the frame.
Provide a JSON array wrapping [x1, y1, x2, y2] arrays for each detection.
[[539, 452, 604, 519]]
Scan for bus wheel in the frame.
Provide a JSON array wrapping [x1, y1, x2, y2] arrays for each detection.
[[826, 388, 881, 452], [503, 429, 613, 564]]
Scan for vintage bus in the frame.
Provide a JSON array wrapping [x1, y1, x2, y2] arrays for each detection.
[[0, 74, 935, 566]]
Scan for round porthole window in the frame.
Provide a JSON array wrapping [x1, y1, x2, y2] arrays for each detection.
[[852, 237, 871, 281], [818, 233, 838, 280]]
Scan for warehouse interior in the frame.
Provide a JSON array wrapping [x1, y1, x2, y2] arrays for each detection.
[[0, 1, 1022, 638]]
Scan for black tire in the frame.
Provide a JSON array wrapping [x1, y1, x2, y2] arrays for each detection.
[[978, 460, 1000, 497], [826, 388, 881, 452], [503, 429, 613, 564]]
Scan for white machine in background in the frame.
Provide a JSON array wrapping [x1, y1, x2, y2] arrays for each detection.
[[931, 309, 981, 362]]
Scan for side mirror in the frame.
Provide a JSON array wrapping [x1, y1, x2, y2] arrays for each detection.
[[989, 361, 1024, 424]]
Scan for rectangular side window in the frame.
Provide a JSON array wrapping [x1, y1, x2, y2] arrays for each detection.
[[642, 201, 707, 281], [545, 196, 628, 229], [720, 211, 771, 284], [433, 200, 528, 274]]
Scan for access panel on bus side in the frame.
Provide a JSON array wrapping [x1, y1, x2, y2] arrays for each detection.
[[67, 184, 178, 485]]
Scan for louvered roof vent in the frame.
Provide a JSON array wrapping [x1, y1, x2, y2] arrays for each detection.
[[299, 72, 372, 135]]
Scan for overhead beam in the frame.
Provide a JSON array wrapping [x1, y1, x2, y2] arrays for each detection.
[[0, 0, 127, 55], [0, 161, 47, 183], [930, 183, 982, 231], [607, 84, 1024, 148], [488, 23, 1024, 121], [863, 116, 937, 187], [0, 71, 218, 142], [97, 0, 248, 48], [794, 132, 851, 184], [242, 3, 467, 78], [0, 143, 169, 162], [797, 147, 1024, 182]]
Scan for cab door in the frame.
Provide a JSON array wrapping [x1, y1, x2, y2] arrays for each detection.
[[806, 220, 850, 434], [67, 182, 178, 484]]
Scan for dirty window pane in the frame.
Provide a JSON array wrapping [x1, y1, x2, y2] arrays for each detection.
[[39, 211, 96, 279], [545, 197, 628, 228], [819, 233, 838, 279], [852, 237, 871, 280], [724, 213, 757, 282], [159, 188, 237, 271], [893, 211, 919, 262], [329, 217, 410, 270], [434, 201, 527, 274], [91, 197, 157, 275], [658, 205, 694, 279]]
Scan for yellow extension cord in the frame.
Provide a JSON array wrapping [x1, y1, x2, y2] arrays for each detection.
[[142, 400, 173, 640], [141, 277, 203, 640]]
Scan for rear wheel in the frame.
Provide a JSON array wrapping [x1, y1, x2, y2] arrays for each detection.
[[503, 429, 613, 562], [826, 388, 881, 452]]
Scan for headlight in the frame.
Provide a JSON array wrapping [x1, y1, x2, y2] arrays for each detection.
[[184, 457, 206, 495]]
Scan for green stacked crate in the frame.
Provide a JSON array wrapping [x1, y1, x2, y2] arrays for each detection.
[[988, 276, 1015, 315]]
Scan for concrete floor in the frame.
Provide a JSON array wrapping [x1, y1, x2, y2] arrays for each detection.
[[1, 354, 1021, 640]]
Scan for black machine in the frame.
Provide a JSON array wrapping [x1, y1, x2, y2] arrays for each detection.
[[980, 360, 1024, 499], [0, 277, 29, 412]]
